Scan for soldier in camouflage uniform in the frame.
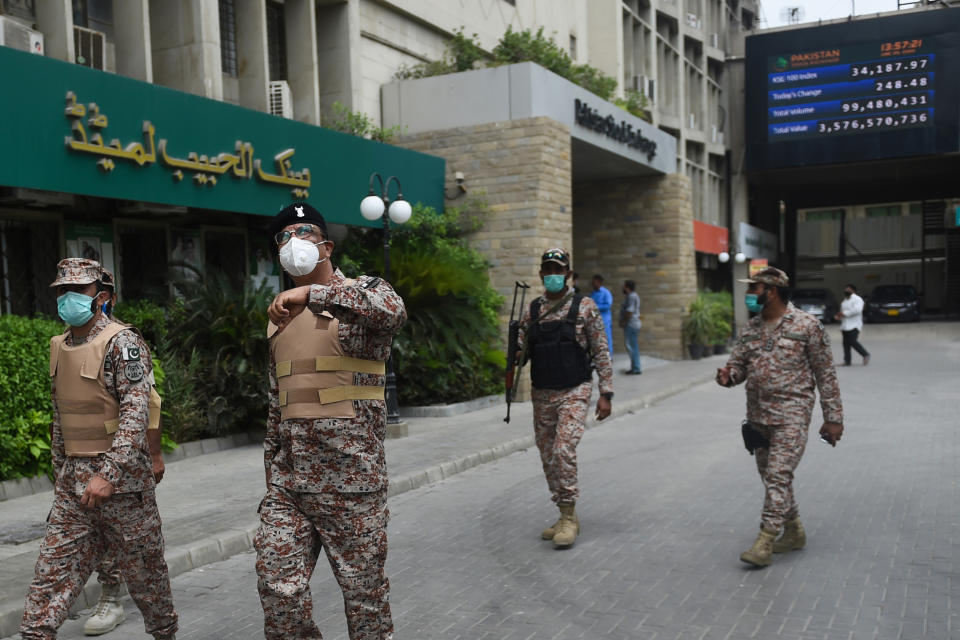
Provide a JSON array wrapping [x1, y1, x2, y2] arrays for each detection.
[[257, 203, 406, 639], [82, 268, 169, 636], [20, 258, 178, 640], [517, 248, 613, 548], [716, 267, 844, 567]]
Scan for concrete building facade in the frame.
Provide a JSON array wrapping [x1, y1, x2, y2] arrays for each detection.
[[0, 0, 760, 357]]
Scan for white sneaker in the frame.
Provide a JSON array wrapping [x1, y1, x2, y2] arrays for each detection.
[[83, 590, 125, 636]]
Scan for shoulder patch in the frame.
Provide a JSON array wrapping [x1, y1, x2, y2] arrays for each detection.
[[124, 361, 145, 382], [122, 346, 141, 361]]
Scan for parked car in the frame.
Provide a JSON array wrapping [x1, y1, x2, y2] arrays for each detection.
[[865, 285, 921, 322], [791, 288, 839, 324]]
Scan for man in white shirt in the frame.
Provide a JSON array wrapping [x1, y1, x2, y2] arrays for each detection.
[[834, 284, 870, 366]]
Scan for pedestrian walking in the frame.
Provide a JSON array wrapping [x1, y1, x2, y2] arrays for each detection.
[[21, 258, 178, 640], [715, 267, 844, 568], [590, 274, 615, 356], [518, 248, 613, 548], [257, 203, 406, 640], [619, 280, 642, 374], [81, 269, 168, 636], [834, 283, 870, 366]]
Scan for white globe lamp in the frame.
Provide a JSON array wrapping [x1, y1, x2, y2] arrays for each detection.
[[718, 251, 730, 263], [388, 199, 412, 224], [360, 195, 385, 221], [734, 252, 746, 264]]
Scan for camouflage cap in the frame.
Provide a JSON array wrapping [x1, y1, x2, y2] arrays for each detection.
[[738, 266, 789, 287], [49, 258, 103, 287], [541, 247, 570, 267], [100, 268, 115, 290]]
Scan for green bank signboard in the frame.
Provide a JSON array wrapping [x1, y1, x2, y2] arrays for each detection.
[[0, 47, 444, 226]]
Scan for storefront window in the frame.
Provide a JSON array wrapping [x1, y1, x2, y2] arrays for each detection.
[[118, 225, 168, 302], [205, 230, 247, 291], [0, 218, 59, 317]]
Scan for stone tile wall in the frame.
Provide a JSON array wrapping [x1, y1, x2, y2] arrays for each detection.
[[572, 173, 697, 360]]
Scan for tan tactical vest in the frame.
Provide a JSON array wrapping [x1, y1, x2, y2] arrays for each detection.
[[269, 305, 386, 421], [50, 323, 126, 457]]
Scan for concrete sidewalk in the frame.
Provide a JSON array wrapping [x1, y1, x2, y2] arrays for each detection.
[[0, 352, 722, 638]]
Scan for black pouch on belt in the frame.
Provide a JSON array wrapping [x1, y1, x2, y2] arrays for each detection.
[[741, 420, 769, 455]]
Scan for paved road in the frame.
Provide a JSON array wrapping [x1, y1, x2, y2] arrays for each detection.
[[10, 322, 960, 639]]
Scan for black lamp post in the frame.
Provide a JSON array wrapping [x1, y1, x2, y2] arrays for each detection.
[[360, 173, 411, 425]]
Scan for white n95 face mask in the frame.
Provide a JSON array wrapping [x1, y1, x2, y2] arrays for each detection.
[[278, 238, 328, 276]]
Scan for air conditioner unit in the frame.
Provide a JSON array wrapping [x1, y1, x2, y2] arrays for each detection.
[[711, 124, 718, 142], [717, 131, 724, 145], [685, 12, 699, 28], [710, 33, 719, 48], [73, 25, 105, 69], [0, 16, 44, 54], [689, 113, 697, 129], [268, 80, 294, 119]]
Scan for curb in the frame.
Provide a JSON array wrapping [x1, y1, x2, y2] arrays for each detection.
[[399, 394, 501, 418], [0, 371, 714, 638]]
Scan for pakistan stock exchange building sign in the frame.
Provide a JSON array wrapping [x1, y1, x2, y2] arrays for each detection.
[[0, 47, 443, 226]]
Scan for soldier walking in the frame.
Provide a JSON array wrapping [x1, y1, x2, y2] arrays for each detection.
[[257, 203, 406, 639], [82, 269, 168, 636], [716, 267, 844, 568], [20, 258, 178, 640], [518, 248, 613, 548]]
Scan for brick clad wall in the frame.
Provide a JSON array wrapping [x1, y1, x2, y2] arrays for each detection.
[[397, 116, 573, 329], [572, 173, 697, 360]]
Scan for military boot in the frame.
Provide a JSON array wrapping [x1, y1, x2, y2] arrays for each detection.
[[552, 503, 579, 548], [83, 583, 125, 635], [773, 517, 806, 553], [740, 528, 777, 567], [541, 515, 561, 540]]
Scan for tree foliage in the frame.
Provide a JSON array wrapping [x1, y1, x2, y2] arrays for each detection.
[[337, 199, 505, 405]]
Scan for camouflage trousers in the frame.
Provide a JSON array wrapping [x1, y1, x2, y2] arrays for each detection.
[[20, 489, 178, 640], [753, 422, 809, 533], [531, 381, 592, 504], [96, 550, 123, 587], [255, 485, 393, 640]]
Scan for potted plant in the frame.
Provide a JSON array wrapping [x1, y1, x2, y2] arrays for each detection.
[[704, 291, 733, 354], [682, 295, 711, 359]]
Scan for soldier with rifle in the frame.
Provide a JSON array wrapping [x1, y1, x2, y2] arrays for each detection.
[[508, 247, 613, 548]]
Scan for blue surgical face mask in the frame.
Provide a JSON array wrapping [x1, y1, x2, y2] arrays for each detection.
[[745, 293, 764, 313], [543, 274, 567, 293], [57, 291, 97, 327]]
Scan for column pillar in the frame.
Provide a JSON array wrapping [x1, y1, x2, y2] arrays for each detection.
[[36, 0, 75, 64], [236, 0, 269, 112], [284, 0, 321, 124], [113, 0, 152, 82], [150, 0, 222, 100]]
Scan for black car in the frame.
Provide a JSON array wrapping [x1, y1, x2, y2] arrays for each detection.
[[791, 288, 839, 324], [865, 285, 921, 322]]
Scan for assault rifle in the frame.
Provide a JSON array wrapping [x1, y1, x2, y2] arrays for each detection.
[[504, 281, 530, 423]]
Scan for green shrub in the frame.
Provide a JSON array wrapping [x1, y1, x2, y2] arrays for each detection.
[[163, 273, 274, 436], [395, 27, 484, 79], [114, 299, 167, 350], [492, 26, 573, 77], [325, 102, 402, 143], [0, 314, 63, 480], [612, 89, 653, 123], [338, 199, 505, 405]]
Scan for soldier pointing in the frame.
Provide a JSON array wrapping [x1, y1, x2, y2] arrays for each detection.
[[256, 203, 406, 639]]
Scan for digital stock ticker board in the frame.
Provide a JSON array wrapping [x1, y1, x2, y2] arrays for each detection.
[[745, 8, 960, 171]]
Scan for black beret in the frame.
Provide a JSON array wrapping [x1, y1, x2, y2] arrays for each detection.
[[270, 202, 329, 240]]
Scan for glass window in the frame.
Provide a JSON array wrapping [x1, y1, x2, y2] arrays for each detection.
[[219, 0, 238, 77], [72, 0, 113, 38], [805, 209, 843, 221], [266, 1, 287, 81], [0, 218, 59, 317], [865, 205, 901, 218], [118, 226, 168, 302]]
